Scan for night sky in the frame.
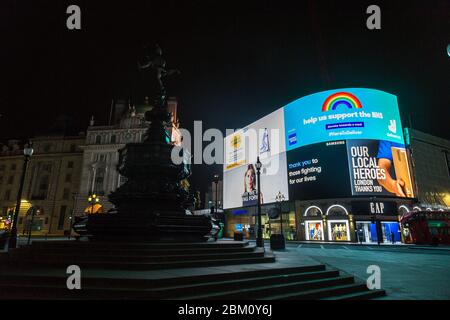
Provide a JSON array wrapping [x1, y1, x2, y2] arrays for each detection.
[[1, 0, 449, 195]]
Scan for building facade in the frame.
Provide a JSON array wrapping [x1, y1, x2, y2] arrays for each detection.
[[74, 97, 182, 217], [223, 128, 450, 243], [204, 180, 223, 210], [222, 89, 449, 244], [0, 135, 84, 236], [405, 127, 450, 210]]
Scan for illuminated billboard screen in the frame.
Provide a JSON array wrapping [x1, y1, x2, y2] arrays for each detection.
[[284, 88, 405, 150], [223, 153, 289, 209], [286, 141, 351, 200], [224, 108, 286, 172], [223, 108, 289, 209], [223, 88, 414, 210], [346, 139, 414, 198]]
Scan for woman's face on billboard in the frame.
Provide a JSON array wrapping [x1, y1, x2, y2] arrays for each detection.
[[245, 168, 255, 191]]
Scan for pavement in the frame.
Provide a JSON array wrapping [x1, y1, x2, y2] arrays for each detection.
[[283, 242, 450, 300]]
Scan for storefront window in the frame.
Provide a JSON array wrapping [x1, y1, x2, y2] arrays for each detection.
[[328, 220, 350, 241], [305, 220, 324, 240], [225, 208, 297, 240], [381, 222, 401, 243], [355, 221, 400, 243]]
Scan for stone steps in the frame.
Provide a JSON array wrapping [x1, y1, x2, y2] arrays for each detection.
[[265, 283, 385, 300], [184, 275, 355, 300], [18, 246, 256, 256], [29, 240, 249, 250], [0, 268, 384, 300], [6, 241, 272, 270], [0, 265, 326, 290], [0, 241, 385, 299], [20, 250, 265, 263], [321, 289, 386, 300], [12, 246, 255, 257], [6, 254, 275, 271], [142, 270, 342, 299]]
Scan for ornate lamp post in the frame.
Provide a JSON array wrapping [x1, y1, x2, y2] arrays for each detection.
[[9, 142, 33, 249], [255, 157, 263, 248], [27, 207, 40, 245], [213, 174, 220, 219], [68, 193, 78, 239], [87, 193, 100, 214], [275, 191, 286, 236]]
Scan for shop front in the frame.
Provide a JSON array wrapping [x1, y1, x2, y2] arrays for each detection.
[[355, 221, 401, 243], [224, 203, 297, 240], [300, 203, 352, 242], [352, 200, 402, 243]]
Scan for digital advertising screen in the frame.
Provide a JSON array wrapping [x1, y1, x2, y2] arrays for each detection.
[[223, 108, 289, 209], [286, 141, 351, 200], [347, 139, 415, 198], [223, 88, 413, 209], [284, 88, 405, 150], [223, 152, 289, 209]]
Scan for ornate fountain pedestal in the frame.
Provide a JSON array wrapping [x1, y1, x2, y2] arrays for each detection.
[[80, 106, 214, 242], [74, 45, 215, 242]]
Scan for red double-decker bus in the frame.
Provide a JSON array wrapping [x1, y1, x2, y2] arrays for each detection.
[[400, 211, 450, 245]]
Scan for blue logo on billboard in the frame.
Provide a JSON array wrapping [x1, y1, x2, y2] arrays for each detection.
[[288, 133, 297, 146]]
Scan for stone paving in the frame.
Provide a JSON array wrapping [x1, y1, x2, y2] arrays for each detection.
[[284, 242, 450, 300]]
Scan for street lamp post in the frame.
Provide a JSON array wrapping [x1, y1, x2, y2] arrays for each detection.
[[9, 143, 34, 249], [68, 193, 78, 240], [255, 157, 263, 248], [88, 193, 100, 214], [213, 174, 220, 220], [275, 191, 286, 236], [273, 191, 286, 250], [27, 207, 38, 245]]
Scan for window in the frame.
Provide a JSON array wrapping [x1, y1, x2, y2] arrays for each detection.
[[95, 135, 101, 144], [43, 144, 51, 152], [111, 135, 116, 143], [32, 175, 49, 200], [7, 175, 14, 185], [94, 177, 104, 195], [67, 161, 74, 169], [0, 176, 3, 185], [4, 190, 11, 200], [57, 205, 67, 230], [62, 188, 70, 200], [10, 164, 16, 170], [65, 174, 72, 183], [0, 165, 5, 171], [25, 218, 44, 232], [94, 168, 105, 195], [70, 144, 77, 152], [118, 174, 127, 187]]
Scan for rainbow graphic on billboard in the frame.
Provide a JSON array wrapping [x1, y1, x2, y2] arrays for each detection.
[[322, 92, 363, 112]]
